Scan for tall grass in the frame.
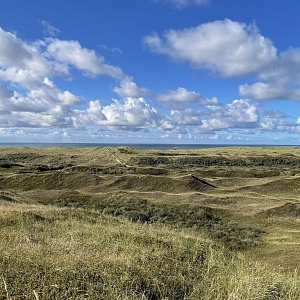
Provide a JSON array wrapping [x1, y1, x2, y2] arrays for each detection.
[[1, 203, 299, 299]]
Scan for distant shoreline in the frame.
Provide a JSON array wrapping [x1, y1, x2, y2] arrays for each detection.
[[0, 142, 298, 150]]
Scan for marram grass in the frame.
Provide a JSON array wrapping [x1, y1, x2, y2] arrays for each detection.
[[0, 205, 299, 299]]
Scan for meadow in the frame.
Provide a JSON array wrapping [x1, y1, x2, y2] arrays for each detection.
[[0, 146, 300, 299]]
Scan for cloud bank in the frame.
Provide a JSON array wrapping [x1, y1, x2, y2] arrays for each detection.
[[1, 20, 300, 143]]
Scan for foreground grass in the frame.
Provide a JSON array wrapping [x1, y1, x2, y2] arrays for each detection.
[[1, 202, 300, 300]]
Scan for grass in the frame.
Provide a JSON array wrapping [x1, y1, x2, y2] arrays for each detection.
[[1, 146, 300, 298], [1, 202, 300, 299]]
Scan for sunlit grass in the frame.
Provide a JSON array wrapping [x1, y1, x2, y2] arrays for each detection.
[[1, 203, 300, 299]]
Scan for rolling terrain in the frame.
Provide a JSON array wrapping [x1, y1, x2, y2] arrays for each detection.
[[0, 146, 300, 299]]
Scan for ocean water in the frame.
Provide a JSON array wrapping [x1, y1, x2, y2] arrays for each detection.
[[0, 142, 276, 150]]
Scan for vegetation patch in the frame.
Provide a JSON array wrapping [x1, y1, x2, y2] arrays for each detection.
[[40, 193, 264, 250], [0, 207, 299, 300], [131, 155, 300, 168], [260, 202, 300, 218]]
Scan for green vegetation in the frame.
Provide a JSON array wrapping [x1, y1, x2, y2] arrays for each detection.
[[131, 154, 300, 167], [0, 146, 300, 299], [1, 204, 299, 299]]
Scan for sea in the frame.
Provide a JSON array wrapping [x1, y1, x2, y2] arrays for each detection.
[[0, 142, 289, 150]]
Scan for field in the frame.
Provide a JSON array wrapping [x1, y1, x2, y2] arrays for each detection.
[[0, 145, 300, 299]]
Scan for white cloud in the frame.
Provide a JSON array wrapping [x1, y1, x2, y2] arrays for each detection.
[[113, 80, 148, 98], [259, 117, 288, 131], [288, 117, 300, 133], [144, 19, 300, 103], [0, 88, 75, 127], [45, 39, 127, 80], [73, 97, 160, 130], [198, 99, 259, 132], [159, 120, 177, 131], [240, 82, 300, 101], [10, 111, 71, 127], [157, 87, 203, 103], [152, 0, 209, 9], [240, 48, 300, 101], [0, 28, 128, 90], [0, 27, 34, 69], [156, 98, 259, 134], [0, 28, 54, 87], [209, 134, 219, 140], [29, 77, 81, 105], [144, 19, 277, 77], [156, 87, 219, 111], [226, 99, 259, 123], [169, 108, 202, 126], [240, 83, 281, 100], [0, 66, 80, 127], [1, 25, 299, 141], [259, 48, 300, 84], [205, 97, 219, 105], [0, 27, 133, 129], [0, 28, 160, 130]]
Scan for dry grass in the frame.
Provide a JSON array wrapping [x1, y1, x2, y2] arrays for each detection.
[[0, 201, 300, 299], [1, 146, 300, 298]]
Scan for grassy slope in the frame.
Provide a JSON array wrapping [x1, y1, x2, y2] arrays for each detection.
[[1, 201, 300, 299], [1, 146, 300, 299]]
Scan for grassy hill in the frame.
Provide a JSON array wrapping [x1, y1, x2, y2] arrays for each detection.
[[0, 146, 300, 299]]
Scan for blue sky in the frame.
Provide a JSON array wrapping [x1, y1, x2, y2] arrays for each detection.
[[1, 0, 300, 144]]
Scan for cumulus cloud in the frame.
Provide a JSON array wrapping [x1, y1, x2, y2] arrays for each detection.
[[259, 117, 288, 131], [197, 99, 259, 132], [156, 87, 218, 108], [259, 48, 300, 85], [0, 28, 81, 128], [30, 77, 81, 105], [144, 19, 300, 103], [157, 87, 202, 103], [1, 25, 298, 140], [0, 78, 76, 127], [156, 98, 260, 134], [73, 97, 160, 130], [144, 19, 277, 77], [0, 28, 35, 69], [0, 87, 77, 127], [45, 39, 127, 80], [169, 108, 202, 126], [113, 80, 148, 98], [240, 48, 300, 101], [0, 27, 134, 129], [151, 0, 209, 9], [240, 82, 300, 101], [0, 28, 54, 87]]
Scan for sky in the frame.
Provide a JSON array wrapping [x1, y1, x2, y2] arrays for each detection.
[[1, 0, 300, 144]]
